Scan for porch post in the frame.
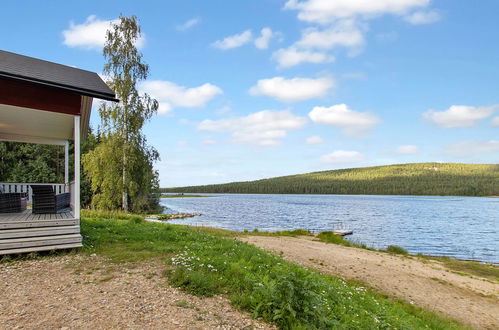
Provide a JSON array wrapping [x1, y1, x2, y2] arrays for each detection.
[[74, 116, 80, 219], [64, 140, 69, 191]]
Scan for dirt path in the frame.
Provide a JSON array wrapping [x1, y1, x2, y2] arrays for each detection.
[[0, 255, 273, 329], [241, 236, 499, 330]]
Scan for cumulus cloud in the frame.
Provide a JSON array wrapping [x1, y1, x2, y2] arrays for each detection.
[[320, 150, 365, 164], [295, 19, 365, 53], [176, 17, 200, 31], [249, 77, 334, 102], [305, 136, 324, 144], [254, 27, 274, 49], [491, 116, 499, 127], [202, 137, 217, 145], [404, 10, 440, 24], [212, 30, 253, 50], [272, 47, 334, 68], [284, 0, 430, 24], [62, 15, 145, 50], [442, 140, 499, 157], [198, 110, 307, 146], [309, 104, 380, 137], [395, 145, 420, 155], [140, 80, 223, 114], [423, 105, 498, 128]]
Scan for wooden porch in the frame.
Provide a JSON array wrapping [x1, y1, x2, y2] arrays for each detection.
[[0, 209, 81, 255]]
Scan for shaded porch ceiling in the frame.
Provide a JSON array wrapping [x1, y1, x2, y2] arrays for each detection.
[[0, 104, 75, 145]]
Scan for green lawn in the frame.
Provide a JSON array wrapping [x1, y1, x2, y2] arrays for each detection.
[[80, 215, 466, 329]]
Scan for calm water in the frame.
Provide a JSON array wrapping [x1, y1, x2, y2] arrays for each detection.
[[160, 194, 499, 263]]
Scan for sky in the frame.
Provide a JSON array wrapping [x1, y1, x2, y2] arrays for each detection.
[[1, 0, 498, 187]]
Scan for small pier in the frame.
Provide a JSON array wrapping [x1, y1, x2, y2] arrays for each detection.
[[330, 221, 353, 236]]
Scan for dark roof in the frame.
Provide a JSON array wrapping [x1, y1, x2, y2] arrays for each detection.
[[0, 50, 118, 102]]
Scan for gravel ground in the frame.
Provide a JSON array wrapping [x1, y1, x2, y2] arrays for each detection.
[[0, 255, 274, 329]]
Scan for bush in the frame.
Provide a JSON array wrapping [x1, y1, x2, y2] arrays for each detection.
[[386, 245, 409, 255]]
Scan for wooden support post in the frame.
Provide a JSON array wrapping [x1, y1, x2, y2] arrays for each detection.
[[74, 116, 80, 219], [64, 140, 69, 192]]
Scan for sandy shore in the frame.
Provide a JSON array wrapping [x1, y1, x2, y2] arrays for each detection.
[[241, 235, 499, 330], [0, 255, 274, 329]]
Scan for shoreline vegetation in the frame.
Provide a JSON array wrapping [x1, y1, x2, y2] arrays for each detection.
[[3, 210, 497, 328], [161, 163, 499, 197]]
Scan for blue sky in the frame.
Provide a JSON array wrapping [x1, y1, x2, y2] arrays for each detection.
[[2, 0, 498, 187]]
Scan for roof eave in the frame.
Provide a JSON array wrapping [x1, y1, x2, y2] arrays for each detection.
[[0, 72, 119, 102]]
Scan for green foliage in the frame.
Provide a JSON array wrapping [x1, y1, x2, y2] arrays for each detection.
[[81, 209, 142, 220], [316, 231, 355, 247], [80, 217, 465, 329], [386, 245, 409, 255], [129, 215, 144, 224], [162, 163, 499, 197], [0, 141, 66, 183], [83, 15, 160, 213]]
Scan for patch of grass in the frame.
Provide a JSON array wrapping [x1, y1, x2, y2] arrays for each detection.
[[386, 245, 409, 255], [80, 216, 465, 329], [417, 255, 499, 282], [316, 231, 359, 247], [81, 209, 144, 221]]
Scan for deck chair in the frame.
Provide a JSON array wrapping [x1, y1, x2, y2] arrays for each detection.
[[30, 185, 70, 214]]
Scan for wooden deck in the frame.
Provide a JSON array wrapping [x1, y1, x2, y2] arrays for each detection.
[[0, 209, 81, 255]]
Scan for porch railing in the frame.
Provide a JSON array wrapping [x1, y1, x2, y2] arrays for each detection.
[[0, 182, 68, 204]]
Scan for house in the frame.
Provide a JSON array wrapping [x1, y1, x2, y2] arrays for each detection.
[[0, 50, 117, 254]]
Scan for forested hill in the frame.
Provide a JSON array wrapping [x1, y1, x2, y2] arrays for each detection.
[[161, 163, 499, 196]]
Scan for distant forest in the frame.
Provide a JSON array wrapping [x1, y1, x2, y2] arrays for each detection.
[[161, 163, 499, 197]]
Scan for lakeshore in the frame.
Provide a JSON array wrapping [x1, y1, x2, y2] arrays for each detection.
[[2, 213, 497, 329]]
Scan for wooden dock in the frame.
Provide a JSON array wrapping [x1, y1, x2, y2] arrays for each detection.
[[0, 209, 81, 255]]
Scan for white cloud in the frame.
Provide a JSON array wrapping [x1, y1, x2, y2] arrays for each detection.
[[177, 141, 188, 147], [309, 104, 380, 137], [443, 140, 499, 157], [320, 150, 364, 164], [491, 116, 499, 127], [284, 0, 430, 24], [62, 15, 145, 50], [395, 145, 420, 155], [176, 18, 200, 31], [295, 20, 365, 54], [404, 10, 440, 24], [198, 110, 307, 146], [423, 105, 498, 128], [272, 47, 334, 68], [202, 137, 217, 145], [249, 77, 334, 102], [212, 30, 253, 50], [305, 136, 324, 144], [254, 27, 274, 49], [140, 80, 223, 115]]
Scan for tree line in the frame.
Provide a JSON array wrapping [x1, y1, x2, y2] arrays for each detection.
[[161, 163, 499, 197]]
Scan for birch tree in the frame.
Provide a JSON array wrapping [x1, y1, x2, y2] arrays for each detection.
[[83, 15, 160, 212]]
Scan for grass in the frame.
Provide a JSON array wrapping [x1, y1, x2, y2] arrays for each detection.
[[80, 215, 465, 329], [416, 255, 499, 282], [386, 245, 409, 255]]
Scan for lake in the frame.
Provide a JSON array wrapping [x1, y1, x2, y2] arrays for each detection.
[[160, 194, 499, 264]]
